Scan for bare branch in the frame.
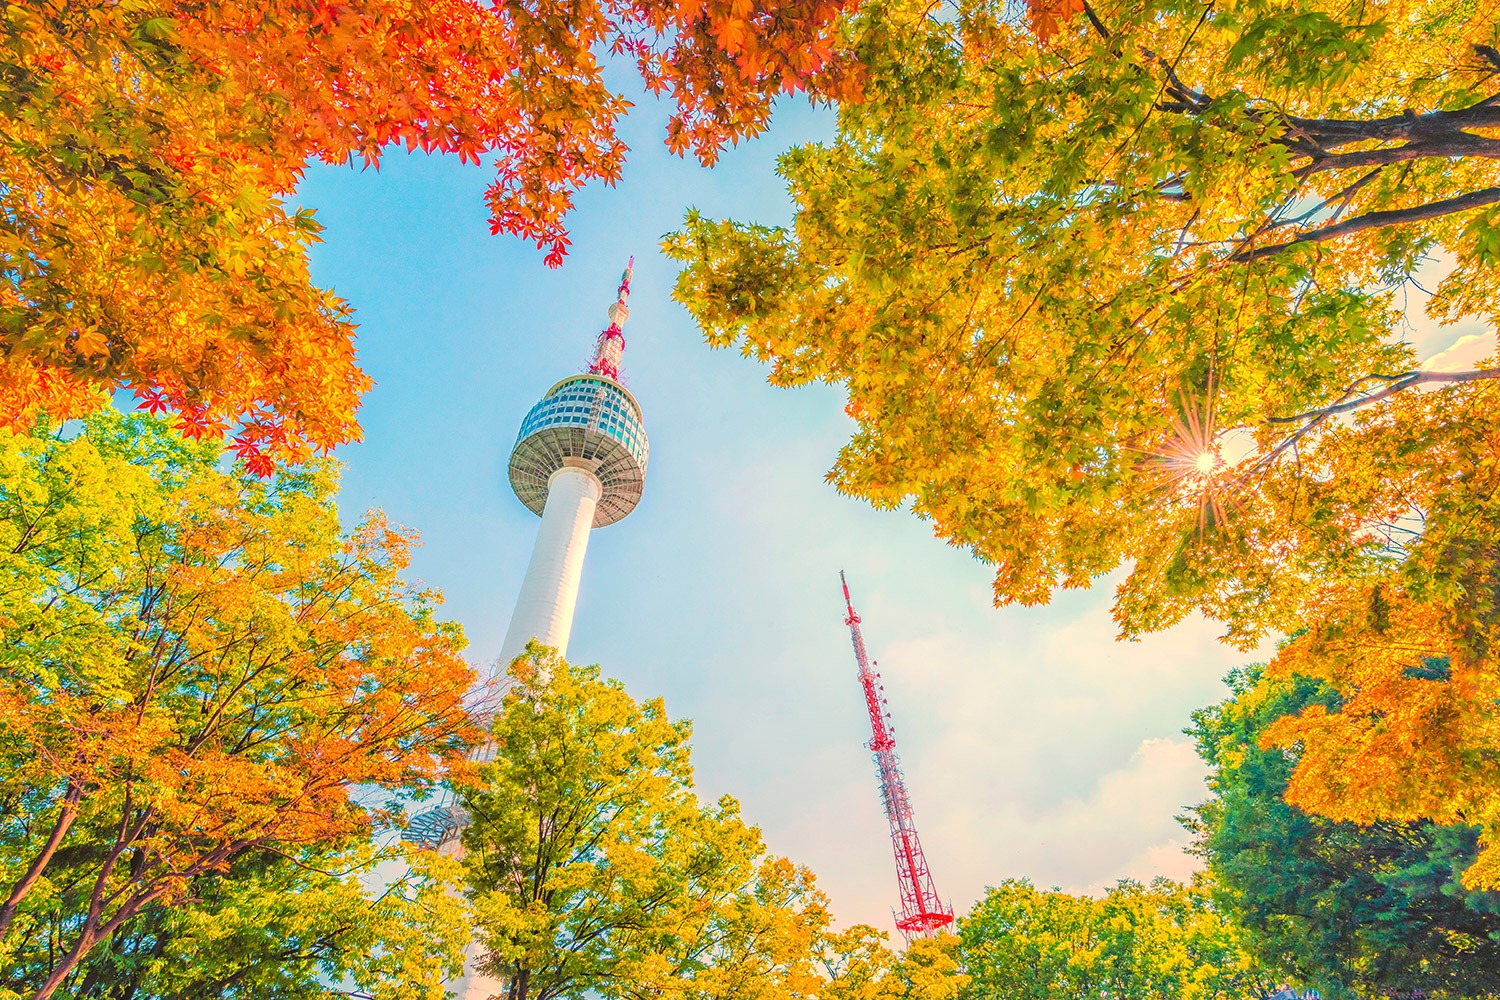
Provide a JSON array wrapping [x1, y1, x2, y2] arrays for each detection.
[[1238, 367, 1500, 483], [1269, 366, 1500, 424], [1230, 187, 1500, 262]]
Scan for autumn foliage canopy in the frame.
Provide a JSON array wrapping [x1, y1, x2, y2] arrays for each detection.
[[0, 0, 863, 471], [668, 0, 1500, 888]]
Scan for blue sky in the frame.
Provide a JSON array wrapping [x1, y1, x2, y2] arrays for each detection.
[[296, 83, 1492, 935]]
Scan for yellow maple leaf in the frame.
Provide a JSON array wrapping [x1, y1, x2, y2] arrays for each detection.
[[72, 328, 109, 358]]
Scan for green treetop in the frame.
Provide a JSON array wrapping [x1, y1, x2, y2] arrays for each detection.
[[959, 876, 1272, 999], [461, 651, 831, 1000], [1188, 664, 1500, 998]]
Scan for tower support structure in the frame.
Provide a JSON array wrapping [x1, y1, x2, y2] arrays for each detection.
[[839, 572, 954, 940]]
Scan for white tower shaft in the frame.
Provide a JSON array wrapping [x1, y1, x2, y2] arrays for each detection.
[[497, 466, 603, 668], [449, 919, 505, 1000]]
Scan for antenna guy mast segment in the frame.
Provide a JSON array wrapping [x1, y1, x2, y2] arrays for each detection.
[[839, 571, 954, 940]]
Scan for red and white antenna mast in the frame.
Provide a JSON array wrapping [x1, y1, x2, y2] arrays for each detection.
[[839, 571, 954, 940], [588, 256, 632, 381]]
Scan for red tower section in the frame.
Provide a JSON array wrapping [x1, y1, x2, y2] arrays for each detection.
[[587, 256, 632, 381], [840, 572, 955, 939]]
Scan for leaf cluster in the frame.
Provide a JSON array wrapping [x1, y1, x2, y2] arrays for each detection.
[[0, 0, 866, 467], [463, 650, 832, 1000], [666, 0, 1500, 862], [665, 0, 1500, 645], [0, 842, 470, 1000], [815, 926, 967, 1000], [958, 876, 1271, 1000]]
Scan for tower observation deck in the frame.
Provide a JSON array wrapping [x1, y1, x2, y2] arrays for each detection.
[[495, 259, 650, 667]]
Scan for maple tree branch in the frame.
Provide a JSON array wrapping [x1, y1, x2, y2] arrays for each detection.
[[1145, 44, 1500, 248], [1269, 367, 1500, 424], [254, 843, 368, 878], [1294, 132, 1500, 177], [1322, 167, 1384, 222], [1229, 187, 1500, 262], [1142, 46, 1211, 113], [1242, 367, 1500, 480], [1155, 47, 1500, 149], [1284, 87, 1500, 148], [1080, 0, 1112, 42], [0, 779, 84, 938]]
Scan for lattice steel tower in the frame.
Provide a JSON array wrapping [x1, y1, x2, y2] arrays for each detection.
[[839, 572, 954, 939]]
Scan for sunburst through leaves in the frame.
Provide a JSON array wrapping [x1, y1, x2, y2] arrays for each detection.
[[1139, 383, 1236, 539]]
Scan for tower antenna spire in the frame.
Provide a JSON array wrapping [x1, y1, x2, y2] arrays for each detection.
[[839, 572, 954, 941], [589, 256, 633, 380]]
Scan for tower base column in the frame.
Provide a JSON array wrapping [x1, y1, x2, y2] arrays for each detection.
[[455, 468, 601, 999], [496, 465, 602, 671]]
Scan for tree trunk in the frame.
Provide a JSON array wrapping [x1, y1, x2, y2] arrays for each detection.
[[508, 966, 532, 1000], [33, 922, 97, 1000], [30, 886, 165, 1000]]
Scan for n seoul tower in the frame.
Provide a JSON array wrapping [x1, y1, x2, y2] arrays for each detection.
[[434, 262, 649, 1000], [497, 258, 650, 666]]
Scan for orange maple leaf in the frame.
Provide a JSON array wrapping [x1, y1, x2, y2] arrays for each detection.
[[1028, 0, 1086, 40]]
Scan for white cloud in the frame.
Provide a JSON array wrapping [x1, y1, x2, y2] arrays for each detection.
[[1422, 332, 1496, 372], [930, 735, 1209, 906], [1098, 834, 1202, 893]]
